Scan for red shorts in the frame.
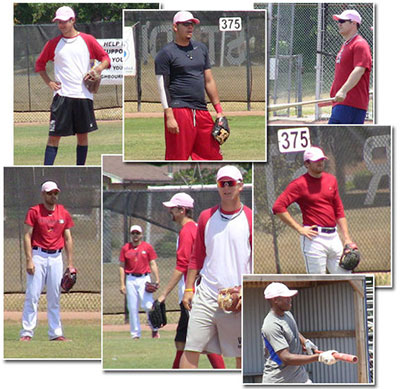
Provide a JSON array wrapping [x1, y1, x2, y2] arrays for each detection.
[[164, 108, 222, 160]]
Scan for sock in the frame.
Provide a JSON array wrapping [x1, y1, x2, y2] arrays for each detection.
[[207, 353, 225, 369], [172, 350, 184, 369], [44, 145, 58, 165], [76, 145, 88, 165]]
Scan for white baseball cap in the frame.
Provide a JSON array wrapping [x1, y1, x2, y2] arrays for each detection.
[[333, 10, 362, 24], [173, 11, 200, 25], [264, 282, 298, 299], [163, 193, 194, 208], [216, 165, 243, 182], [130, 225, 143, 233], [52, 6, 75, 22], [41, 181, 60, 193], [303, 146, 328, 162]]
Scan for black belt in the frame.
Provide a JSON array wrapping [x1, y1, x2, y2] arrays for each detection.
[[32, 246, 62, 254], [128, 273, 149, 277], [312, 227, 336, 234]]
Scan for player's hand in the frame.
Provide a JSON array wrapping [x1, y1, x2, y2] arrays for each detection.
[[120, 285, 126, 295], [166, 116, 179, 134], [157, 294, 166, 303], [299, 225, 319, 240], [182, 290, 194, 311], [304, 339, 318, 355], [26, 259, 35, 275], [48, 80, 61, 92], [318, 350, 338, 365], [334, 89, 346, 102], [216, 112, 225, 119]]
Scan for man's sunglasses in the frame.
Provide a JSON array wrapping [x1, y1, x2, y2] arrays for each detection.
[[217, 180, 238, 188], [337, 19, 351, 24], [131, 231, 141, 235], [45, 191, 59, 196], [179, 22, 194, 27]]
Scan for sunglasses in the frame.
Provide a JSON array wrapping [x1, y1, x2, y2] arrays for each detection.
[[179, 22, 194, 27], [131, 231, 141, 235], [217, 180, 238, 188], [45, 191, 59, 196], [338, 19, 351, 24]]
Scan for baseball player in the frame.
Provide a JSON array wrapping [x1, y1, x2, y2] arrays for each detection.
[[272, 146, 354, 274], [262, 282, 337, 383], [328, 9, 372, 124], [20, 181, 74, 341], [154, 11, 225, 160], [119, 225, 161, 339], [180, 165, 252, 369], [160, 193, 225, 368], [35, 6, 111, 165]]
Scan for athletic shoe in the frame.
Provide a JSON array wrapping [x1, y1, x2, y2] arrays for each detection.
[[50, 336, 70, 341], [152, 331, 160, 339], [132, 336, 140, 340], [19, 336, 32, 342]]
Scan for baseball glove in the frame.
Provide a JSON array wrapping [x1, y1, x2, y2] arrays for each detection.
[[148, 300, 167, 328], [339, 243, 361, 271], [217, 285, 242, 312], [83, 68, 101, 93], [145, 282, 159, 293], [61, 267, 77, 292], [212, 116, 230, 145]]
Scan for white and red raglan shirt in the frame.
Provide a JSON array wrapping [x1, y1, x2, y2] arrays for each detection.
[[35, 32, 111, 100], [189, 204, 252, 296]]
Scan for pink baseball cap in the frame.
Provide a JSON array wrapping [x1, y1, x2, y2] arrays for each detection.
[[216, 165, 243, 182], [163, 193, 194, 208], [173, 11, 200, 25], [303, 146, 328, 162], [130, 225, 143, 233], [333, 10, 362, 24], [41, 181, 60, 193], [264, 283, 298, 299], [52, 6, 75, 22]]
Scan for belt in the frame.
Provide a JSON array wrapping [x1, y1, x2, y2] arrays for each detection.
[[128, 273, 149, 277], [32, 246, 62, 254], [311, 227, 336, 234]]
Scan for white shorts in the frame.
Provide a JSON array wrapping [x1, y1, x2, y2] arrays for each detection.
[[184, 282, 241, 358]]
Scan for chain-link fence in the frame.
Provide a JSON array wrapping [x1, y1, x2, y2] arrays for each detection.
[[124, 10, 265, 112], [14, 22, 123, 122], [3, 167, 101, 311], [103, 184, 252, 321], [255, 126, 390, 277], [255, 2, 374, 121]]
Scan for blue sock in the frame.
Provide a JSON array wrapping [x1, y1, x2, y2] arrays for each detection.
[[76, 145, 88, 165], [44, 145, 58, 165]]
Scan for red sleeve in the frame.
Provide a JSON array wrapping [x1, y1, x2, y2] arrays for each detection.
[[176, 222, 196, 273], [35, 36, 62, 72], [244, 206, 253, 249], [332, 178, 346, 220], [353, 39, 372, 71], [62, 206, 74, 229], [146, 243, 158, 262], [272, 179, 301, 214], [119, 243, 127, 263], [24, 207, 37, 227], [80, 33, 111, 68]]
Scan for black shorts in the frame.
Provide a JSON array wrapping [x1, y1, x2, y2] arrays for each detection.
[[174, 302, 189, 343], [49, 94, 98, 136]]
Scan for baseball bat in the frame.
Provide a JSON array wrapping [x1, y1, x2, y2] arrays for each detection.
[[268, 98, 335, 112], [315, 350, 358, 364]]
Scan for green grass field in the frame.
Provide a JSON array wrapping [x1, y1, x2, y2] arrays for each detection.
[[103, 329, 237, 369], [124, 115, 266, 161], [14, 121, 122, 165], [3, 319, 101, 359]]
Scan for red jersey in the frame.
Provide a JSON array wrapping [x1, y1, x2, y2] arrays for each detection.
[[119, 241, 157, 274], [176, 220, 197, 276], [272, 172, 345, 227], [25, 204, 74, 250], [330, 34, 372, 110]]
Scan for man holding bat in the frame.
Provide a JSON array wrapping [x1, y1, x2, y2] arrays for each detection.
[[261, 282, 338, 383], [328, 9, 372, 124]]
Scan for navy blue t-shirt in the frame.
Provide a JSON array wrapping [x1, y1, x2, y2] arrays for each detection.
[[154, 40, 211, 110]]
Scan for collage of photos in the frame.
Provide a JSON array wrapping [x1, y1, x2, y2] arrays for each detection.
[[3, 1, 396, 389]]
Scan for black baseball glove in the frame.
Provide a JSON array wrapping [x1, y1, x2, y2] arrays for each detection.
[[339, 243, 361, 271], [212, 116, 230, 145], [61, 267, 77, 292], [148, 300, 167, 328]]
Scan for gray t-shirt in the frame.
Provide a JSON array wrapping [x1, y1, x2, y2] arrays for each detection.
[[261, 310, 309, 383]]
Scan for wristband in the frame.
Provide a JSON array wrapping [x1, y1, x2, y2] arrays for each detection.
[[213, 103, 223, 114], [184, 288, 194, 292]]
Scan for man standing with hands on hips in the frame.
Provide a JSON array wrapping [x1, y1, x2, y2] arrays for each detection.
[[329, 9, 372, 124], [180, 165, 252, 369], [155, 11, 225, 160], [20, 181, 74, 341], [272, 146, 356, 274], [119, 225, 161, 339]]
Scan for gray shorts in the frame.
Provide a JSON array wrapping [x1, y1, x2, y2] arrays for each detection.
[[184, 283, 241, 358]]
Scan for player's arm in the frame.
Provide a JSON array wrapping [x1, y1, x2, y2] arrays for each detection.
[[276, 347, 319, 366], [149, 259, 160, 284], [63, 229, 74, 269], [334, 66, 366, 102], [156, 74, 179, 134], [93, 58, 110, 76], [23, 224, 35, 275], [158, 268, 184, 303], [336, 217, 352, 245], [182, 268, 200, 311], [119, 263, 126, 294], [275, 212, 318, 240], [38, 70, 61, 92], [204, 69, 224, 118]]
